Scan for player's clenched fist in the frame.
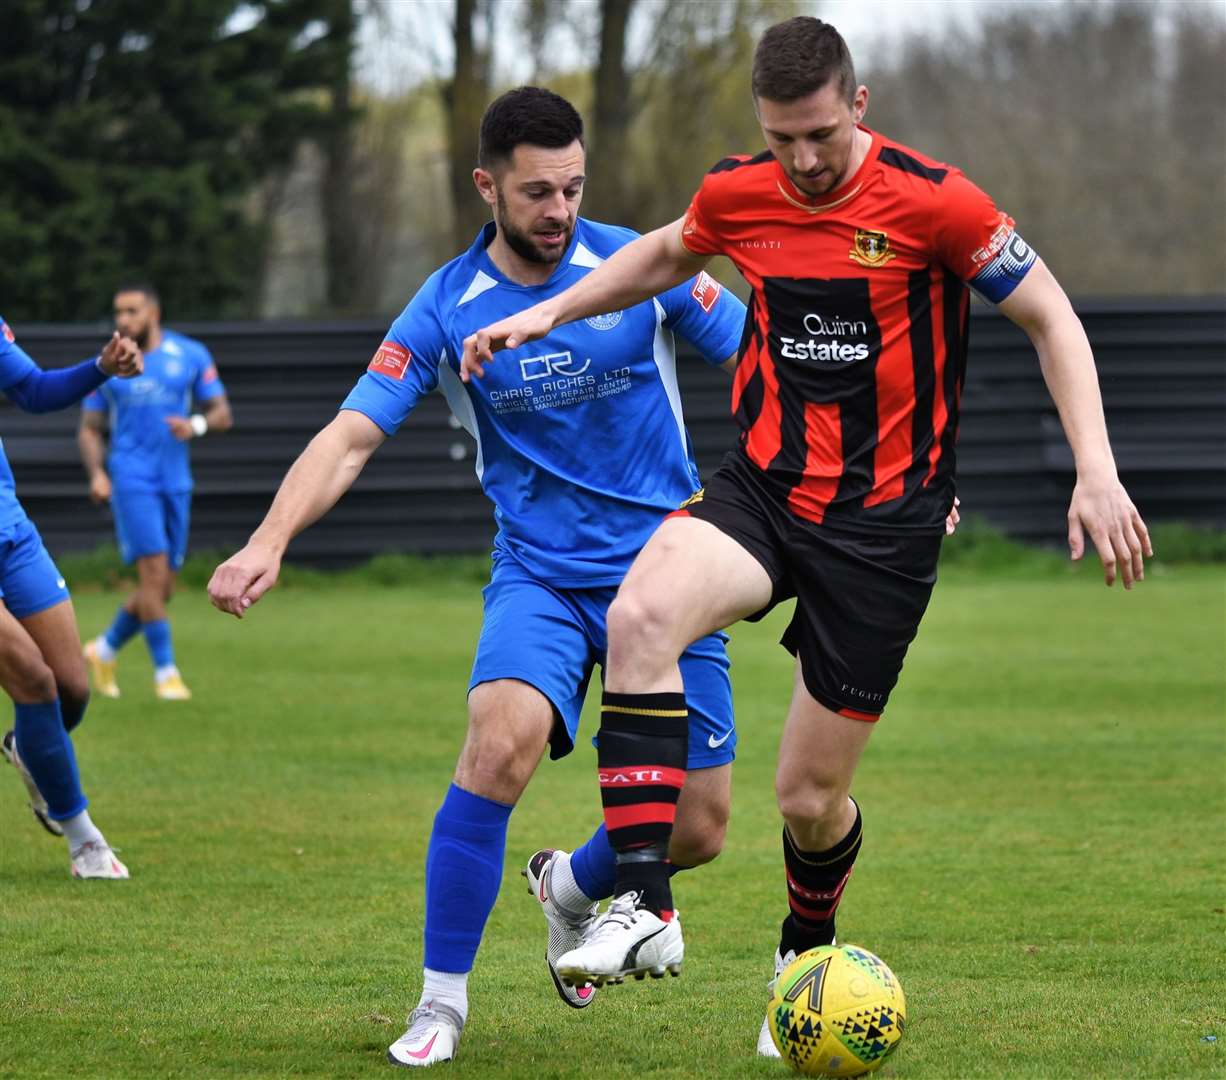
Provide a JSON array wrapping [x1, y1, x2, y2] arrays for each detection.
[[208, 543, 282, 618], [460, 305, 558, 382], [97, 331, 143, 378]]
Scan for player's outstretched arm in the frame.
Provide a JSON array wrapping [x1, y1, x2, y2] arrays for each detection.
[[460, 216, 709, 381], [4, 332, 142, 414], [208, 410, 386, 618], [998, 260, 1151, 587]]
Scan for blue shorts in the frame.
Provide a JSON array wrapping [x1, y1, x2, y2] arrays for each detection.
[[470, 554, 736, 769], [0, 517, 70, 618], [112, 489, 191, 569]]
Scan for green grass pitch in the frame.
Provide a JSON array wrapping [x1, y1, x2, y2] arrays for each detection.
[[1, 563, 1222, 1078]]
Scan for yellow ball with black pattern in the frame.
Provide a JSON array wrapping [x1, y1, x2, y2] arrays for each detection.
[[767, 944, 907, 1077]]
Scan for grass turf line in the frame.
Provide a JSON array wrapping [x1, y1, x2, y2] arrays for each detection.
[[0, 565, 1222, 1078]]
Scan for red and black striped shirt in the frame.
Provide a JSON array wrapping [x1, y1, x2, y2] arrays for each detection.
[[683, 126, 1027, 533]]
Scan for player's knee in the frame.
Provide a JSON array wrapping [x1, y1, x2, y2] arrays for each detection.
[[775, 772, 845, 833], [458, 697, 548, 800], [606, 591, 676, 666], [455, 733, 536, 800], [670, 818, 727, 867], [3, 651, 59, 703]]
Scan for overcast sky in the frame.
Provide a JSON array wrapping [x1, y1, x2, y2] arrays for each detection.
[[355, 0, 1010, 94], [356, 0, 1223, 95]]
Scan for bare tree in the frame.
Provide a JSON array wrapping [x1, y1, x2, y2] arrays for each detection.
[[321, 0, 364, 312], [446, 0, 494, 251], [585, 0, 636, 223]]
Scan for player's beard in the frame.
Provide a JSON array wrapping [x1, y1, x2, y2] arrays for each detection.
[[496, 190, 572, 266], [119, 321, 152, 350]]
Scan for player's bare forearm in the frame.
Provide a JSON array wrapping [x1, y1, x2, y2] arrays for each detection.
[[545, 218, 706, 327], [202, 395, 234, 433], [209, 411, 385, 617], [249, 411, 384, 556], [1001, 262, 1113, 474], [77, 418, 107, 478], [461, 217, 709, 380], [999, 260, 1151, 586]]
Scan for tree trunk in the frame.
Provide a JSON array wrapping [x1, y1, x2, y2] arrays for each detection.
[[321, 0, 363, 312], [447, 0, 492, 253], [587, 0, 635, 224]]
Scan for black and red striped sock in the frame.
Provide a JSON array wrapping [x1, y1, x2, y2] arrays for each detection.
[[780, 798, 863, 956], [597, 691, 688, 919]]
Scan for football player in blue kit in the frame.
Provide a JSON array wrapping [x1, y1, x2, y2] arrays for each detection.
[[207, 87, 748, 1067], [0, 315, 141, 878], [78, 283, 233, 701]]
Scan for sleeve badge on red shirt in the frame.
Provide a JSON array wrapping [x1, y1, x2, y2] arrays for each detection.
[[690, 271, 723, 313], [849, 229, 896, 268], [369, 341, 412, 380]]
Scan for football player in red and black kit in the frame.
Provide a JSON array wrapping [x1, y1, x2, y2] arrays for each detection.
[[462, 16, 1151, 1055]]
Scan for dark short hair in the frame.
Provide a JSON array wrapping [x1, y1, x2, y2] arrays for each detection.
[[114, 282, 159, 304], [478, 86, 584, 171], [751, 17, 857, 105]]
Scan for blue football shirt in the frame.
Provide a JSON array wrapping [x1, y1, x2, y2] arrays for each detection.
[[0, 317, 39, 527], [343, 219, 746, 587], [81, 329, 225, 494]]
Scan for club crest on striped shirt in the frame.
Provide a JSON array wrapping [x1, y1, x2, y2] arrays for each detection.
[[849, 228, 896, 268]]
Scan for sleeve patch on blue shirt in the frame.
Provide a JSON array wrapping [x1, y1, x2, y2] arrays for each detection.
[[690, 271, 723, 313]]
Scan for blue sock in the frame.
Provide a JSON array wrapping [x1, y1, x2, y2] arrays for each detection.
[[142, 619, 175, 669], [423, 783, 513, 973], [570, 823, 617, 901], [14, 701, 87, 820], [104, 607, 141, 652]]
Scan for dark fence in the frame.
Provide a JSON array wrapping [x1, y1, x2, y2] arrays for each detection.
[[5, 299, 1224, 565]]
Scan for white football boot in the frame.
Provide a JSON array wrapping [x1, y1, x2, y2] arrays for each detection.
[[522, 849, 599, 1008], [387, 1002, 463, 1068], [758, 937, 836, 1056], [70, 840, 129, 880], [757, 948, 796, 1057], [2, 729, 63, 837], [554, 891, 683, 988]]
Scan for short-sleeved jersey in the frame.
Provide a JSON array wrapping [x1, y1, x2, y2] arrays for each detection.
[[0, 317, 38, 527], [682, 126, 1037, 534], [82, 329, 225, 494], [343, 219, 745, 587]]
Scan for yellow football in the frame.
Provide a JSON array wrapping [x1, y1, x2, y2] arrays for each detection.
[[767, 944, 907, 1077]]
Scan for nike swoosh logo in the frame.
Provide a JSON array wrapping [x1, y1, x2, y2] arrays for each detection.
[[707, 729, 733, 749], [55, 578, 66, 590], [406, 1033, 438, 1061]]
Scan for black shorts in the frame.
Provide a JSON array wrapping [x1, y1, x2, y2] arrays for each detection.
[[675, 451, 943, 721]]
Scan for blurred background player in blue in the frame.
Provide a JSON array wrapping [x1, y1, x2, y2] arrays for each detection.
[[78, 283, 232, 701], [0, 314, 141, 878], [208, 87, 748, 1068]]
